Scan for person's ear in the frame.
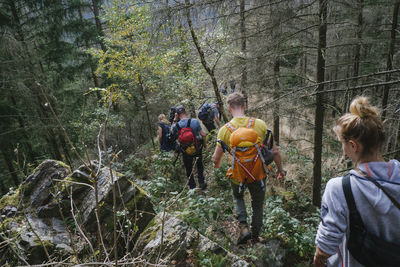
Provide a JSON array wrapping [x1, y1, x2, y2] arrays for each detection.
[[348, 139, 359, 152]]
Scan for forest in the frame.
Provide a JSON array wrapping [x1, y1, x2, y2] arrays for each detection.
[[0, 0, 400, 266]]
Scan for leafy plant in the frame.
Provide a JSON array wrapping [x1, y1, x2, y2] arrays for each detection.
[[196, 251, 228, 267], [263, 196, 319, 258]]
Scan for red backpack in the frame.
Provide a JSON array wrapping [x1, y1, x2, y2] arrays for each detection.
[[176, 119, 200, 155]]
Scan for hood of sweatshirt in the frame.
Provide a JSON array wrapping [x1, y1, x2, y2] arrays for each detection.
[[349, 159, 400, 215]]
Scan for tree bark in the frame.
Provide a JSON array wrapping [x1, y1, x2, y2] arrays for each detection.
[[351, 0, 363, 98], [382, 0, 399, 120], [8, 0, 63, 161], [313, 0, 328, 207], [78, 5, 101, 97], [273, 58, 280, 145], [91, 0, 106, 51], [184, 0, 228, 122], [0, 179, 7, 195], [1, 148, 19, 187], [239, 0, 248, 104], [139, 76, 156, 150], [9, 95, 36, 162]]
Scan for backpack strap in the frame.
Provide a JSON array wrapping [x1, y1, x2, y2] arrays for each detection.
[[358, 164, 400, 210], [342, 174, 365, 229], [247, 117, 256, 128], [264, 129, 273, 149], [176, 119, 191, 132], [225, 122, 237, 133]]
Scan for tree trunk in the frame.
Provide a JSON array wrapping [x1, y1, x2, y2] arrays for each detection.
[[351, 0, 363, 98], [332, 49, 340, 117], [1, 148, 19, 187], [91, 0, 106, 51], [139, 76, 156, 150], [239, 0, 248, 104], [9, 0, 63, 161], [273, 58, 280, 145], [184, 0, 228, 122], [0, 179, 7, 195], [10, 95, 36, 162], [78, 5, 101, 99], [382, 0, 399, 120], [313, 0, 328, 207]]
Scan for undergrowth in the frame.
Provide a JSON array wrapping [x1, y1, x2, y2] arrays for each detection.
[[120, 139, 336, 264]]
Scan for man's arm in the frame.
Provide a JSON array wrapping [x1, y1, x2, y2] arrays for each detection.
[[212, 145, 224, 168], [200, 129, 207, 148], [214, 115, 220, 128], [272, 143, 285, 179], [158, 125, 163, 143]]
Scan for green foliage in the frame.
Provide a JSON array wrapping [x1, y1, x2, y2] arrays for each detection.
[[213, 163, 230, 190], [263, 196, 319, 258], [196, 251, 228, 267], [123, 154, 149, 180], [177, 193, 229, 232]]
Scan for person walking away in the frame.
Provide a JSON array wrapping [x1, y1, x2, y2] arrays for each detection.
[[172, 106, 208, 190], [212, 92, 285, 244], [313, 96, 400, 267], [157, 114, 174, 152], [198, 102, 221, 132]]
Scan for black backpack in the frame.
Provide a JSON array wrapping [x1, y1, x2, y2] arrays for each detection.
[[261, 129, 274, 165], [342, 174, 400, 267], [198, 103, 214, 122], [158, 122, 175, 150]]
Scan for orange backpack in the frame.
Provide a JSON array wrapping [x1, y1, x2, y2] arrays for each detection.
[[225, 117, 266, 184]]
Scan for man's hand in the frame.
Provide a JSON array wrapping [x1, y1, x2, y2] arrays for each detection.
[[276, 170, 286, 179], [212, 145, 224, 169], [313, 246, 331, 267]]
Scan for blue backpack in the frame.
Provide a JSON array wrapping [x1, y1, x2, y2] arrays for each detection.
[[198, 103, 214, 122]]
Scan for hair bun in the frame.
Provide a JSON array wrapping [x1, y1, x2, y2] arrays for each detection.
[[349, 96, 378, 118]]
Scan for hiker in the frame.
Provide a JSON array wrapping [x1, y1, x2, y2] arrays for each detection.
[[172, 105, 208, 190], [229, 79, 235, 93], [220, 83, 228, 96], [313, 96, 400, 267], [198, 102, 221, 132], [157, 114, 174, 152], [212, 92, 285, 244]]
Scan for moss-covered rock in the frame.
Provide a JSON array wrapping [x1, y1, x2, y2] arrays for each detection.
[[0, 159, 156, 265], [135, 212, 246, 265]]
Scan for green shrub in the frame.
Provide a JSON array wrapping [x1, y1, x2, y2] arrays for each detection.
[[263, 196, 319, 258], [196, 251, 228, 267]]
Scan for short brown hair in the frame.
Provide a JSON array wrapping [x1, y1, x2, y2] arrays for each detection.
[[333, 96, 385, 156], [227, 92, 246, 108]]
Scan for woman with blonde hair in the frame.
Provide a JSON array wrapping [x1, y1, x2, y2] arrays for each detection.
[[157, 114, 174, 152], [314, 96, 400, 267]]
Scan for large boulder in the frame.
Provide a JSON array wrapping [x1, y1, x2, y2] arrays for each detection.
[[135, 212, 248, 266], [0, 159, 155, 265]]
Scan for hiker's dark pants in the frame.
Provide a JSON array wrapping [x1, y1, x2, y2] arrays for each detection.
[[183, 152, 204, 189], [231, 179, 266, 236], [203, 122, 216, 132]]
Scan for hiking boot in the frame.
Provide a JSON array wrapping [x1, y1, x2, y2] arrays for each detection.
[[199, 182, 207, 190], [237, 222, 251, 245]]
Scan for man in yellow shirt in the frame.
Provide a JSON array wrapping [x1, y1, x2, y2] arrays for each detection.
[[212, 92, 285, 244]]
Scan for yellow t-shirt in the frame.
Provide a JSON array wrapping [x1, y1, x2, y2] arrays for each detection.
[[217, 117, 268, 147]]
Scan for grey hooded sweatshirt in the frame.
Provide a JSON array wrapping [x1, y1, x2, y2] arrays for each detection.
[[315, 159, 400, 267]]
